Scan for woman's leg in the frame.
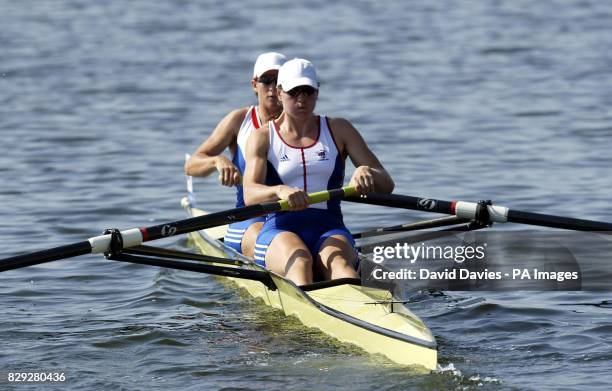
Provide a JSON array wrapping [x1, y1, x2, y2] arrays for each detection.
[[316, 234, 358, 280], [256, 231, 314, 286], [240, 221, 264, 258]]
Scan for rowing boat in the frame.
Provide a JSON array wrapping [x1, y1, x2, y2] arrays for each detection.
[[180, 196, 438, 371]]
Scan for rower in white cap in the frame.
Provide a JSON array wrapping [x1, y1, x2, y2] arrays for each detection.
[[243, 58, 394, 285], [185, 52, 287, 257]]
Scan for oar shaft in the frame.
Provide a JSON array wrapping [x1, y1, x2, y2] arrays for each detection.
[[138, 187, 355, 242], [346, 193, 612, 232], [1, 186, 356, 271], [140, 203, 274, 242], [507, 209, 612, 231], [346, 193, 455, 215], [0, 241, 92, 272]]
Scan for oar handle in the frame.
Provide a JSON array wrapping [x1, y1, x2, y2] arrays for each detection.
[[278, 186, 357, 211]]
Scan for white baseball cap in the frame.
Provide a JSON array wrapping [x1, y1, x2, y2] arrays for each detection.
[[277, 58, 319, 92], [253, 52, 287, 78]]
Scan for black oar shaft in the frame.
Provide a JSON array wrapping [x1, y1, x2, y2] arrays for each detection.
[[0, 241, 92, 272], [346, 194, 455, 215], [1, 187, 355, 272], [507, 210, 612, 231], [139, 187, 351, 242], [346, 193, 612, 232], [0, 204, 271, 273], [141, 203, 274, 242]]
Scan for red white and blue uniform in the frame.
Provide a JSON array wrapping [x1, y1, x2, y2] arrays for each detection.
[[254, 116, 355, 266], [224, 106, 266, 253]]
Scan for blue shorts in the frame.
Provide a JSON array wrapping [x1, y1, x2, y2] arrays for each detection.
[[253, 209, 355, 267], [223, 216, 266, 254]]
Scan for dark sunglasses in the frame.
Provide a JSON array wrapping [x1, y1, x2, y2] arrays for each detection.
[[257, 75, 277, 85], [286, 85, 317, 97]]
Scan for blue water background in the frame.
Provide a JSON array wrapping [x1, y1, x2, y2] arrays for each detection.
[[1, 1, 611, 389]]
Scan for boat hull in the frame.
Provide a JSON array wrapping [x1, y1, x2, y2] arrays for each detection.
[[184, 202, 437, 371]]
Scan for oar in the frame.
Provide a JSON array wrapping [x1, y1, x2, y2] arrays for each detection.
[[0, 186, 357, 272], [345, 193, 612, 232], [352, 215, 468, 239]]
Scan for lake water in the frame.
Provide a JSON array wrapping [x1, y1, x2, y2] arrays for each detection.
[[1, 1, 611, 389]]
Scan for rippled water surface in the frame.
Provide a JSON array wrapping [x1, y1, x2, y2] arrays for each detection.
[[1, 1, 611, 390]]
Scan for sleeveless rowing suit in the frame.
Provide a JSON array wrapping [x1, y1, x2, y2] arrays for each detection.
[[223, 106, 266, 253], [253, 116, 355, 266]]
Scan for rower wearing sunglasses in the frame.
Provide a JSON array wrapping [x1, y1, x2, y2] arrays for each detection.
[[185, 52, 287, 257], [243, 58, 394, 285]]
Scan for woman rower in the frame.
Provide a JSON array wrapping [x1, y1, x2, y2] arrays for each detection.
[[243, 58, 394, 285], [184, 52, 287, 257]]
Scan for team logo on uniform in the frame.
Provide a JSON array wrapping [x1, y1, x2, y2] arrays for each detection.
[[316, 149, 328, 161], [280, 154, 290, 162]]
